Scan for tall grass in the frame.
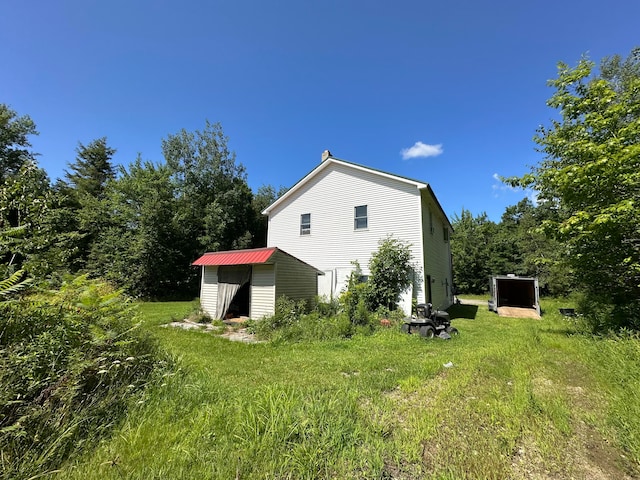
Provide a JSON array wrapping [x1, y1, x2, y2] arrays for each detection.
[[50, 298, 640, 479], [0, 277, 169, 480]]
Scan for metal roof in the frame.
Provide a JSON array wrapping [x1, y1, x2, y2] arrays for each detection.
[[192, 248, 277, 266]]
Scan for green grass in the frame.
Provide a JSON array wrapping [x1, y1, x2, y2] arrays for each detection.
[[136, 300, 200, 327], [50, 299, 640, 479]]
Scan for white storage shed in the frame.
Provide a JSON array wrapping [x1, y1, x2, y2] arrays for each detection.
[[193, 247, 322, 320]]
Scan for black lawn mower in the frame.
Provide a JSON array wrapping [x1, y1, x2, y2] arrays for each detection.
[[402, 303, 458, 339]]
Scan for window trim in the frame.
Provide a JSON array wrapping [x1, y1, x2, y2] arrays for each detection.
[[300, 213, 311, 235], [354, 205, 368, 230]]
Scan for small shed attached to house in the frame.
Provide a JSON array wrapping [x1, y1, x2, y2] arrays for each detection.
[[192, 247, 322, 320], [489, 275, 541, 319]]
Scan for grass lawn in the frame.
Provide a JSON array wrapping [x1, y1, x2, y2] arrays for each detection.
[[53, 299, 640, 479]]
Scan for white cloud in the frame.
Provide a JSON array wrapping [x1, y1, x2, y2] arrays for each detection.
[[400, 141, 443, 160]]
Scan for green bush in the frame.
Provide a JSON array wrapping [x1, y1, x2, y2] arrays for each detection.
[[0, 275, 168, 479], [576, 294, 640, 334], [250, 296, 308, 339], [366, 236, 416, 311], [312, 295, 340, 317], [249, 295, 356, 343], [339, 262, 372, 327]]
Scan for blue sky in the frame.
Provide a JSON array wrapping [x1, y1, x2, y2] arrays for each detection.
[[2, 0, 638, 221]]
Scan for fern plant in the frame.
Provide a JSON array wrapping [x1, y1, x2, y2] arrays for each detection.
[[0, 268, 32, 300]]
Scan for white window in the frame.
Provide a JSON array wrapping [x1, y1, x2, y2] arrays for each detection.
[[443, 224, 449, 242], [300, 213, 310, 235], [354, 205, 368, 230]]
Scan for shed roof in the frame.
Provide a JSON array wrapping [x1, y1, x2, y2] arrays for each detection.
[[192, 247, 277, 266], [192, 247, 324, 273]]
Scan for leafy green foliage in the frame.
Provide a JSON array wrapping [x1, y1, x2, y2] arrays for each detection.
[[250, 184, 288, 247], [339, 262, 372, 326], [511, 48, 640, 329], [0, 104, 37, 183], [0, 269, 31, 299], [163, 120, 254, 253], [86, 158, 192, 298], [451, 202, 573, 296], [250, 295, 360, 342], [450, 209, 495, 293], [0, 161, 80, 278], [366, 237, 416, 311], [0, 276, 167, 479], [0, 108, 288, 298]]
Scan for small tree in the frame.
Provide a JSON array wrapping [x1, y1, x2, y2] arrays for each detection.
[[366, 237, 416, 311]]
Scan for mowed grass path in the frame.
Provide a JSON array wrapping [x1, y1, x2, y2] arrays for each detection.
[[54, 300, 640, 479]]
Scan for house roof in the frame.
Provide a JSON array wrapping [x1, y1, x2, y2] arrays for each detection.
[[192, 247, 324, 273], [192, 247, 277, 266], [262, 155, 452, 229]]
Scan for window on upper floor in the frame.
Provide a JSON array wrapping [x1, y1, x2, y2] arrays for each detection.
[[429, 209, 434, 234], [354, 205, 368, 230], [443, 223, 449, 242], [300, 213, 311, 235]]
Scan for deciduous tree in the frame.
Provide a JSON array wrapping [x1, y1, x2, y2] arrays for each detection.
[[163, 121, 254, 256], [510, 48, 640, 329]]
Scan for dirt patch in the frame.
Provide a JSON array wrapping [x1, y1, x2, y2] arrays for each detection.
[[498, 306, 541, 319]]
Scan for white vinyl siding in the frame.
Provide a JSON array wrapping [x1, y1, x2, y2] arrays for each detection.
[[251, 265, 275, 319], [421, 191, 453, 309], [200, 266, 218, 318], [267, 162, 425, 305]]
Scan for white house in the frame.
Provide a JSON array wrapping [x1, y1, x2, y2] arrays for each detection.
[[262, 151, 454, 312], [193, 247, 322, 320]]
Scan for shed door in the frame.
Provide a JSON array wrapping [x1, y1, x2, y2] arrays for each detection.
[[216, 265, 251, 320]]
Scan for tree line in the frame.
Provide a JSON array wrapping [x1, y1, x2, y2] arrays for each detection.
[[0, 111, 285, 298], [451, 198, 571, 297]]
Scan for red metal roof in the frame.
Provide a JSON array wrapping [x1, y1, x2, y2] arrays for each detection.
[[192, 248, 277, 266]]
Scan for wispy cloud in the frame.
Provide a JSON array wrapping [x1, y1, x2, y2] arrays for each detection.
[[492, 173, 538, 205], [400, 141, 443, 160]]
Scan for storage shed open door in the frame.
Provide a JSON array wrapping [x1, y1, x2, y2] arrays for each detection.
[[491, 276, 541, 318]]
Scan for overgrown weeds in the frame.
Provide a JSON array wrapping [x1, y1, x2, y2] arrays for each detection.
[[0, 276, 169, 480], [249, 296, 357, 342]]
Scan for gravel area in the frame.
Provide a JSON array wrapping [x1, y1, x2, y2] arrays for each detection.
[[161, 319, 261, 343]]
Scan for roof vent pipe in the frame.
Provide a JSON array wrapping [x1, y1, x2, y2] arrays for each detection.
[[321, 149, 331, 162]]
